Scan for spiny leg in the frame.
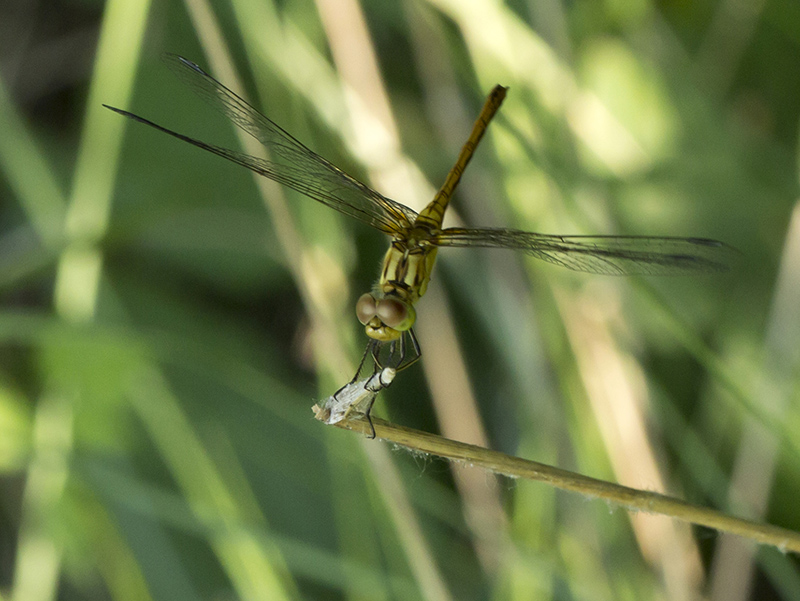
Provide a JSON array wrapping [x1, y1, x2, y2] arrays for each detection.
[[351, 339, 378, 384], [331, 380, 348, 402], [387, 339, 403, 368], [363, 395, 378, 439], [370, 330, 421, 371], [361, 330, 421, 437], [394, 329, 422, 372], [364, 340, 403, 438], [370, 339, 385, 370]]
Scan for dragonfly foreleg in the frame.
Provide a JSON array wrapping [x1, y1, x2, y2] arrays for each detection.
[[369, 328, 422, 372], [370, 339, 385, 370], [363, 396, 378, 439], [389, 329, 421, 372], [397, 328, 422, 372], [351, 339, 379, 384]]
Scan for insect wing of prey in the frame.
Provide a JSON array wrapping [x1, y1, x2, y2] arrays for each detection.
[[313, 368, 397, 425]]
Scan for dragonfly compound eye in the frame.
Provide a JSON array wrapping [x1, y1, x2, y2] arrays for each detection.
[[356, 293, 378, 325], [376, 298, 415, 331]]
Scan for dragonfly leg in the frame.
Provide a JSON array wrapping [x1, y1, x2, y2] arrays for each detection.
[[372, 339, 400, 371], [373, 330, 420, 371], [388, 340, 402, 368], [371, 340, 385, 370], [363, 395, 378, 439], [331, 380, 349, 402], [351, 339, 378, 384], [395, 329, 422, 372], [369, 329, 421, 373]]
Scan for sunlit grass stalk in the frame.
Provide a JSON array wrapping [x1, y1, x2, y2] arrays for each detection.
[[324, 414, 800, 555]]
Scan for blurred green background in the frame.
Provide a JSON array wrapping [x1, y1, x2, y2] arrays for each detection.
[[1, 0, 800, 599]]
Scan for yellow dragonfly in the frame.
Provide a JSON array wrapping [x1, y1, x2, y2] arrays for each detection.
[[106, 55, 733, 375]]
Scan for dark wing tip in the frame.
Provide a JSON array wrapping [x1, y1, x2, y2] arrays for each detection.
[[102, 104, 152, 127], [687, 238, 742, 272], [103, 104, 125, 115], [686, 237, 722, 247], [685, 237, 741, 252], [103, 105, 140, 121], [161, 53, 209, 77]]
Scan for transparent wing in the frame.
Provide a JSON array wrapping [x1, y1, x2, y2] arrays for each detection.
[[107, 54, 417, 234], [316, 368, 396, 424], [433, 227, 736, 275]]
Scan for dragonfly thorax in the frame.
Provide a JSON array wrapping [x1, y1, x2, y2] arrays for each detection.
[[380, 236, 439, 297]]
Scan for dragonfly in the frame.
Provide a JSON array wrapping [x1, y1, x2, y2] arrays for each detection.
[[106, 54, 733, 376]]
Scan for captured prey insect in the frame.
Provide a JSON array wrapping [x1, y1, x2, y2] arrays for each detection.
[[312, 367, 396, 437], [105, 55, 734, 391]]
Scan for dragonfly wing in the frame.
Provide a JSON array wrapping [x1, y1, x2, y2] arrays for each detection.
[[104, 105, 407, 232], [433, 227, 736, 275], [110, 54, 418, 234]]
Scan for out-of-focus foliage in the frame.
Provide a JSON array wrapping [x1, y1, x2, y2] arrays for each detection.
[[1, 0, 799, 599]]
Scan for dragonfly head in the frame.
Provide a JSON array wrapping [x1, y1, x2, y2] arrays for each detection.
[[356, 293, 416, 341]]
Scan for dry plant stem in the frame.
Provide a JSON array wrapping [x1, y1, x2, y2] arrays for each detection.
[[327, 415, 800, 554]]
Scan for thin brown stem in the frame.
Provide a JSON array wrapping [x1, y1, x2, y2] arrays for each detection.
[[322, 414, 800, 555]]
